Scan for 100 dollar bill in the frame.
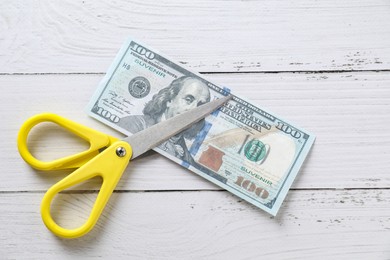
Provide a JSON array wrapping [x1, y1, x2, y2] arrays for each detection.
[[86, 37, 315, 215]]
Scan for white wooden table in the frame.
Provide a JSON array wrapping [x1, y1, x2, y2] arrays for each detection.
[[1, 1, 390, 259]]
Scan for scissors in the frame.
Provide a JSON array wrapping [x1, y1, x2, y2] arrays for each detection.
[[17, 95, 231, 239]]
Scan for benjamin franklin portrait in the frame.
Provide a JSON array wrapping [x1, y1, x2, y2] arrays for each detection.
[[117, 76, 211, 164]]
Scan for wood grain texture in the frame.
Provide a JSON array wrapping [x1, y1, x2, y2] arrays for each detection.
[[2, 72, 389, 191], [1, 190, 390, 259], [1, 0, 389, 258], [0, 0, 389, 73]]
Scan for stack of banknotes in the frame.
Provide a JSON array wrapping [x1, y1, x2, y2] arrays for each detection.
[[86, 37, 315, 215]]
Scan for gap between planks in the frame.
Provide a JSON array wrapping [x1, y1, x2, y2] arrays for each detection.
[[1, 68, 390, 76], [1, 187, 390, 194]]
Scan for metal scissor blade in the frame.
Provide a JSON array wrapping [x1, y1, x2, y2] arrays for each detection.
[[123, 95, 231, 159]]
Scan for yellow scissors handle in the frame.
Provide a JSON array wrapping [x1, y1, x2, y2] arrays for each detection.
[[41, 140, 132, 238], [17, 113, 118, 170], [17, 113, 132, 238]]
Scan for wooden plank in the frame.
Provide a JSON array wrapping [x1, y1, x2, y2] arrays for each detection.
[[2, 72, 389, 191], [0, 0, 389, 73], [1, 190, 390, 258]]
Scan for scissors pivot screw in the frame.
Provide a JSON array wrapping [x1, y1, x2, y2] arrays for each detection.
[[116, 147, 127, 157]]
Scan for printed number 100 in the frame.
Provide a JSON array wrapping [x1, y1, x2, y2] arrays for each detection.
[[234, 176, 269, 199]]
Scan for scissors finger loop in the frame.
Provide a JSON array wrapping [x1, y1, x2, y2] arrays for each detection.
[[17, 113, 117, 170]]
